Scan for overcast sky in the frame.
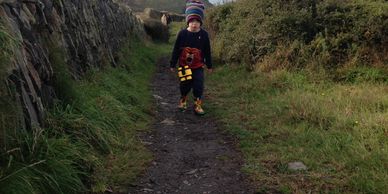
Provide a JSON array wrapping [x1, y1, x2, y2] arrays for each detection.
[[209, 0, 233, 4], [209, 0, 225, 4]]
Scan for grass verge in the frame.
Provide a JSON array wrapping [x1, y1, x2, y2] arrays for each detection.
[[0, 37, 170, 193], [207, 66, 388, 193]]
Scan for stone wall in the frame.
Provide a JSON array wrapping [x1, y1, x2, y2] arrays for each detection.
[[0, 0, 146, 129]]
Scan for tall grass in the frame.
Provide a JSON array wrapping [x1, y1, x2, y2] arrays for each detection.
[[0, 20, 17, 79], [207, 66, 388, 193], [0, 128, 86, 194], [0, 37, 168, 193], [0, 20, 22, 142]]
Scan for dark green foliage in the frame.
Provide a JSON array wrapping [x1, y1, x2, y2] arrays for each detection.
[[48, 45, 80, 105], [206, 0, 388, 75]]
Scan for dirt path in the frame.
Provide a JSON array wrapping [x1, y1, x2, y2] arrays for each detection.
[[128, 57, 255, 194]]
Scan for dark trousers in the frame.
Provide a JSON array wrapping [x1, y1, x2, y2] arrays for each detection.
[[180, 68, 204, 99]]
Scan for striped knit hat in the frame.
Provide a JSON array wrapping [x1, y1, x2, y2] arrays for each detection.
[[185, 0, 205, 24]]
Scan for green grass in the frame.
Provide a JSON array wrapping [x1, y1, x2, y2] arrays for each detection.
[[207, 66, 388, 193], [0, 128, 86, 194], [0, 37, 170, 193], [169, 22, 186, 38], [0, 20, 22, 137], [0, 20, 16, 78]]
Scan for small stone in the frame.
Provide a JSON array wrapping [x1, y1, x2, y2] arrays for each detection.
[[288, 161, 307, 171], [183, 180, 190, 185], [161, 102, 169, 105], [186, 169, 198, 175], [153, 94, 163, 99], [142, 141, 153, 145], [161, 118, 175, 125], [142, 188, 154, 192]]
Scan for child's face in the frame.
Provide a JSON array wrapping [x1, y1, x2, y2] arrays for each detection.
[[188, 20, 201, 31]]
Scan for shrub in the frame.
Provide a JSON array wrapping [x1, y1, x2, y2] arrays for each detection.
[[206, 0, 388, 74]]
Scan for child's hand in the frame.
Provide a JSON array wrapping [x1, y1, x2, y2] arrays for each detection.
[[207, 68, 213, 74]]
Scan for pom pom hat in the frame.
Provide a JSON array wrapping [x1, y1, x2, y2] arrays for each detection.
[[185, 0, 205, 25]]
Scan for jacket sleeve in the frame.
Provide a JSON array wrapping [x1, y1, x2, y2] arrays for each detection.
[[203, 31, 213, 69], [170, 30, 183, 68]]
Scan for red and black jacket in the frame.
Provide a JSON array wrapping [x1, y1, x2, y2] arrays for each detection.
[[170, 29, 212, 69]]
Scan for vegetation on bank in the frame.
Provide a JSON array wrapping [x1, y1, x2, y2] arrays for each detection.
[[0, 34, 168, 193], [206, 0, 387, 78], [205, 0, 387, 193], [207, 66, 387, 193]]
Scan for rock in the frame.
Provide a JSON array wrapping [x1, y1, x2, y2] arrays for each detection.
[[288, 161, 308, 171], [142, 188, 154, 192], [161, 118, 175, 125], [169, 13, 185, 22], [134, 8, 170, 41], [142, 18, 169, 42], [144, 7, 162, 19], [0, 0, 146, 129], [159, 11, 185, 23], [142, 141, 153, 145], [152, 94, 163, 99], [161, 13, 169, 26], [186, 169, 198, 175], [0, 0, 17, 4]]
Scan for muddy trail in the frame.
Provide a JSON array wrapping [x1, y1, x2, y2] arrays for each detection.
[[128, 57, 255, 194]]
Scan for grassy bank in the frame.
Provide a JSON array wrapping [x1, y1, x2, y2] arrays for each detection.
[[207, 66, 387, 193], [205, 1, 387, 192], [0, 38, 169, 193]]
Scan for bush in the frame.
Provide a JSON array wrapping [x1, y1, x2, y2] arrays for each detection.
[[206, 0, 388, 74]]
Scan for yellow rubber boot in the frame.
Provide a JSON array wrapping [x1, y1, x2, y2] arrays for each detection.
[[178, 96, 188, 110], [194, 98, 205, 115]]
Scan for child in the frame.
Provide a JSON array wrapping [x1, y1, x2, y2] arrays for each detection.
[[170, 0, 213, 115]]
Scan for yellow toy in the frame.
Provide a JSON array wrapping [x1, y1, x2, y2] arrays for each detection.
[[178, 65, 193, 82]]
